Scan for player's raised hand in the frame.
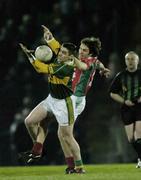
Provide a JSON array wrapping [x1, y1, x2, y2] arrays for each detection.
[[19, 43, 34, 54], [41, 25, 50, 32], [19, 43, 35, 62], [19, 43, 28, 52], [42, 25, 53, 41]]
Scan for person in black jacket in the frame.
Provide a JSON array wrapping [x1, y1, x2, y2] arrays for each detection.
[[109, 51, 141, 168]]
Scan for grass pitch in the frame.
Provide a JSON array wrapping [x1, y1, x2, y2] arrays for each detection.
[[0, 164, 141, 180]]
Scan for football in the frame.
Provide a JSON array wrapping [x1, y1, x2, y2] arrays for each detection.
[[35, 45, 53, 62]]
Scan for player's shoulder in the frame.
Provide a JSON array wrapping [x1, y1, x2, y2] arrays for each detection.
[[115, 70, 125, 77], [112, 70, 125, 81]]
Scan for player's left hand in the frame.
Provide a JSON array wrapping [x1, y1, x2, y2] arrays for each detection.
[[19, 43, 35, 62], [137, 97, 141, 103], [19, 43, 34, 54], [65, 55, 75, 66], [99, 68, 111, 78]]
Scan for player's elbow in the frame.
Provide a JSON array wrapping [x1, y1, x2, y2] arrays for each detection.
[[78, 64, 88, 71], [110, 92, 114, 98], [34, 68, 43, 73]]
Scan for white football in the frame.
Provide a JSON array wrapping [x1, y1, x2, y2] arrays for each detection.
[[35, 45, 53, 62]]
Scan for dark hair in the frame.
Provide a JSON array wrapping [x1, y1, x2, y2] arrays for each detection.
[[62, 43, 77, 56], [81, 37, 101, 56]]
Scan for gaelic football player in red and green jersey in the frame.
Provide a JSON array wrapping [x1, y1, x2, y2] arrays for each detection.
[[72, 37, 110, 118], [19, 40, 85, 173], [66, 37, 110, 173]]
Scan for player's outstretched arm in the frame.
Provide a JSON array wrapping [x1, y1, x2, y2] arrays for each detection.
[[20, 43, 51, 73], [100, 67, 111, 78], [72, 56, 88, 70], [98, 62, 111, 78]]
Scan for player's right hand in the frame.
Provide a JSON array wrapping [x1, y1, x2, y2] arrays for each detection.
[[42, 25, 53, 41], [19, 43, 35, 62], [19, 43, 34, 54], [124, 100, 135, 106]]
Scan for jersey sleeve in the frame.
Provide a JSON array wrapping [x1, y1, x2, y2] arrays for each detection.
[[95, 60, 103, 70], [54, 64, 74, 76], [31, 59, 74, 76], [109, 72, 122, 93], [47, 38, 61, 55], [31, 60, 53, 73]]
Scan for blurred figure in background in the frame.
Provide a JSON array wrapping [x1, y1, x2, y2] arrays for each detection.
[[109, 51, 141, 168]]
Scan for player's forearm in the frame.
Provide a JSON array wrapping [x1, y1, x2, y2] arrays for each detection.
[[45, 38, 60, 55], [99, 62, 105, 71], [74, 57, 87, 70], [31, 60, 50, 73], [27, 54, 35, 63], [110, 92, 125, 104]]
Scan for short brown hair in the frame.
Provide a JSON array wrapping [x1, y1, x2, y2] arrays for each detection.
[[81, 37, 101, 56]]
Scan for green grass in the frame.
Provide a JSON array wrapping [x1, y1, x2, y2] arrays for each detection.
[[0, 164, 141, 180]]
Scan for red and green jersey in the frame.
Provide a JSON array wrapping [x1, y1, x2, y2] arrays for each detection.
[[72, 57, 100, 97]]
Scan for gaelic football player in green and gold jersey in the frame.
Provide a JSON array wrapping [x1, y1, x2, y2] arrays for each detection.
[[19, 39, 85, 173]]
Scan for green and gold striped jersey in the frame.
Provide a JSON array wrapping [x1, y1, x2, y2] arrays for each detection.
[[31, 38, 74, 99]]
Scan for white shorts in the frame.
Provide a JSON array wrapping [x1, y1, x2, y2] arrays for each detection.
[[42, 94, 76, 126], [74, 96, 86, 118]]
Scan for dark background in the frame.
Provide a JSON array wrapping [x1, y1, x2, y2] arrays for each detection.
[[0, 0, 141, 166]]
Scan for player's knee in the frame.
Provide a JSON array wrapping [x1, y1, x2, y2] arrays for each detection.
[[57, 130, 62, 140], [63, 132, 73, 143], [25, 116, 32, 126]]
